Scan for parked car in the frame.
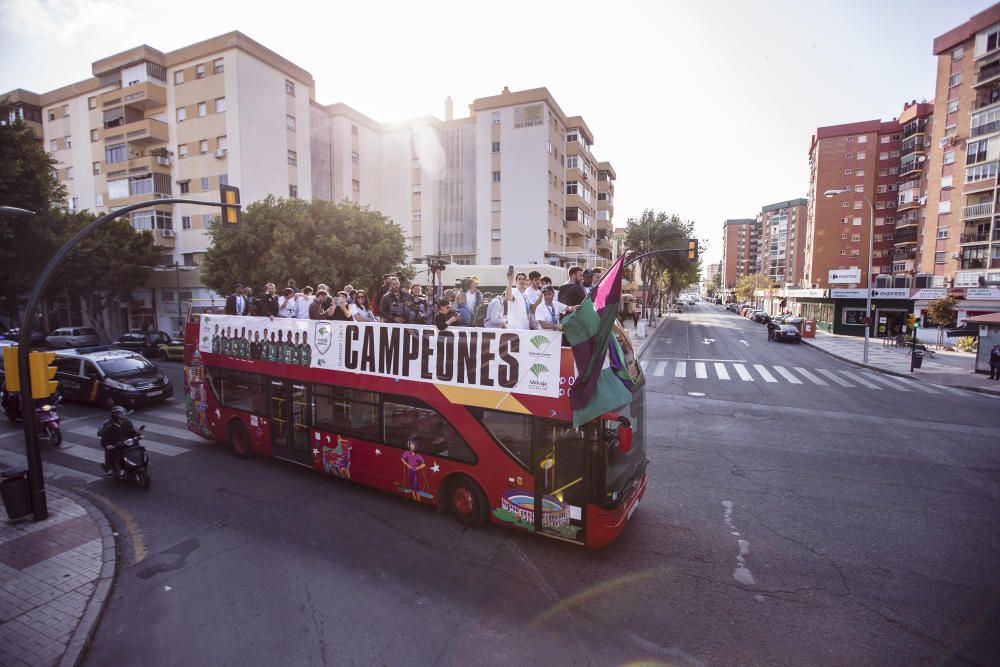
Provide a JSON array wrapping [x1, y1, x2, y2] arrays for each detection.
[[752, 312, 771, 324], [157, 337, 185, 361], [46, 327, 100, 348], [2, 328, 49, 346], [772, 324, 802, 343], [116, 330, 174, 357], [53, 346, 172, 408]]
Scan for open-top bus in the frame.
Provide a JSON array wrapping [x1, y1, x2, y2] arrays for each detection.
[[182, 309, 646, 547]]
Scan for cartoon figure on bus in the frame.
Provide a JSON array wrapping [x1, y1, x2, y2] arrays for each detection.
[[322, 434, 352, 479], [399, 437, 432, 501]]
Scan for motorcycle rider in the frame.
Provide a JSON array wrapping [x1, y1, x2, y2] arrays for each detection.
[[99, 406, 138, 478], [766, 316, 778, 341]]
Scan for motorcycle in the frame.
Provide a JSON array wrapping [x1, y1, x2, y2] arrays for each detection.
[[106, 425, 151, 489], [1, 386, 62, 446]]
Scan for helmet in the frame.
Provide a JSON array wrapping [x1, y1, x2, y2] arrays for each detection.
[[110, 406, 127, 419]]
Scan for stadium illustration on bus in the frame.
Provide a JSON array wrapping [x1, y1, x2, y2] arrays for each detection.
[[181, 262, 647, 547]]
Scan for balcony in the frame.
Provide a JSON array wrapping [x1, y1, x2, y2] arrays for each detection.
[[901, 122, 926, 139], [961, 258, 988, 270], [565, 219, 593, 238], [897, 179, 920, 192], [974, 61, 1000, 88], [895, 214, 919, 228], [960, 232, 992, 244], [962, 201, 994, 219], [900, 138, 926, 156], [992, 258, 1000, 268], [101, 118, 168, 145], [894, 229, 918, 245], [893, 248, 916, 260], [971, 119, 1000, 138], [99, 81, 167, 110], [898, 160, 923, 177], [596, 236, 612, 252]]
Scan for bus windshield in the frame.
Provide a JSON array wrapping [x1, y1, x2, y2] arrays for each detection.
[[604, 386, 646, 505]]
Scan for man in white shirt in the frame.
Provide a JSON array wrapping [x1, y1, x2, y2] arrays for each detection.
[[483, 293, 505, 328], [533, 286, 567, 330], [505, 271, 536, 330], [524, 271, 543, 308]]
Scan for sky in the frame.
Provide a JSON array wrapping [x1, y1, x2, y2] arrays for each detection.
[[0, 0, 996, 266]]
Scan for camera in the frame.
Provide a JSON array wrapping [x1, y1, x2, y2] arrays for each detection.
[[422, 255, 449, 272]]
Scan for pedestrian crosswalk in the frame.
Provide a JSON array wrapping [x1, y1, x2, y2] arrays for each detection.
[[0, 404, 205, 484], [637, 358, 992, 397]]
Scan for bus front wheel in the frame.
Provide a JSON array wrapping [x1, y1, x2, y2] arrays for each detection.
[[228, 420, 253, 459], [447, 476, 488, 528]]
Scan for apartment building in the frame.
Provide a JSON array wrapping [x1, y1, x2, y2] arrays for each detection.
[[720, 218, 759, 291], [757, 198, 807, 287], [890, 101, 933, 287], [803, 119, 901, 289], [925, 4, 1000, 289]]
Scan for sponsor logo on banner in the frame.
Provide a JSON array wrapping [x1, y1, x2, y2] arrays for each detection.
[[828, 268, 861, 284], [198, 315, 561, 397]]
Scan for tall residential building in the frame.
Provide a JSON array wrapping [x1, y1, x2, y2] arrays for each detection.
[[925, 4, 1000, 288], [804, 119, 901, 289], [720, 218, 759, 291], [4, 33, 616, 333], [888, 101, 933, 288], [757, 198, 807, 287]]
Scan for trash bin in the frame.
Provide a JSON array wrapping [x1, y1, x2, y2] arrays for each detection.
[[1, 468, 31, 520], [801, 319, 816, 338], [911, 349, 924, 369]]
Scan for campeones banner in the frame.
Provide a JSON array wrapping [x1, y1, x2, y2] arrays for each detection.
[[197, 315, 562, 398]]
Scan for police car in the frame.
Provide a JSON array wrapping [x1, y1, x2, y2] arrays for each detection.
[[53, 346, 172, 408]]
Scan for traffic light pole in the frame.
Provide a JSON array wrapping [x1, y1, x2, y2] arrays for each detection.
[[17, 197, 237, 520]]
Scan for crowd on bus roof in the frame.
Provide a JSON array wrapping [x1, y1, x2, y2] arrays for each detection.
[[218, 265, 623, 331]]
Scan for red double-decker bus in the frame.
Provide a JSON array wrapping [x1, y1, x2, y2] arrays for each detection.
[[182, 310, 646, 547]]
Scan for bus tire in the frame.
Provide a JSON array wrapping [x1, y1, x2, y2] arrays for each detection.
[[228, 420, 253, 459], [447, 475, 488, 528]]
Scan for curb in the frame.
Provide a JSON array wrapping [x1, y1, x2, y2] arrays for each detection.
[[800, 338, 1000, 397], [634, 315, 668, 359], [57, 490, 117, 667]]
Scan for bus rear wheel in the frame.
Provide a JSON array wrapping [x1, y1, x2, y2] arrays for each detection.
[[228, 420, 253, 459], [448, 476, 488, 528]]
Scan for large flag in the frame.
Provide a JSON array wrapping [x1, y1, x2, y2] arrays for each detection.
[[561, 255, 633, 428]]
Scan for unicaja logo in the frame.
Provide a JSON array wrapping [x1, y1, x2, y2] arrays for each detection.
[[529, 335, 548, 350]]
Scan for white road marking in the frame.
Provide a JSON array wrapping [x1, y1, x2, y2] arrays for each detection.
[[893, 377, 940, 394], [703, 338, 715, 345], [933, 384, 966, 395], [816, 369, 854, 387], [144, 410, 188, 424], [653, 361, 667, 377], [0, 447, 100, 484], [674, 361, 687, 378], [753, 365, 777, 383], [837, 370, 881, 389], [739, 340, 749, 347], [862, 372, 912, 391], [714, 363, 730, 380], [794, 367, 828, 386], [733, 364, 753, 381], [640, 360, 649, 372], [68, 427, 192, 455], [722, 501, 755, 586], [772, 366, 801, 384], [56, 441, 105, 463], [695, 362, 708, 379]]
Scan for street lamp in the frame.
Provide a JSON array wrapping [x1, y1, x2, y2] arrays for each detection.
[[824, 188, 876, 363]]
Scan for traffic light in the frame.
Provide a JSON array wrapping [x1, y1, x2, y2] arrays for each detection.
[[29, 351, 58, 399], [2, 347, 20, 392], [220, 184, 242, 226], [687, 238, 699, 262]]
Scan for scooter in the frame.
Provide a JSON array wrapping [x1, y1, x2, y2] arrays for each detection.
[[106, 425, 151, 489], [1, 386, 62, 446]]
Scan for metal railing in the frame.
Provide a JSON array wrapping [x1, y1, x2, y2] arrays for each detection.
[[960, 233, 991, 243], [962, 202, 994, 219]]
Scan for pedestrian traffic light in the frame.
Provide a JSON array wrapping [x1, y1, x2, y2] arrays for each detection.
[[28, 351, 58, 399], [220, 184, 242, 226], [2, 347, 20, 392], [687, 238, 699, 262]]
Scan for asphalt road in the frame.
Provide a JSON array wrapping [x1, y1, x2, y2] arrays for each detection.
[[1, 309, 998, 666]]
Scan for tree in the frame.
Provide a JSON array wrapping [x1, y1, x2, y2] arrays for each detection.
[[623, 210, 701, 319], [927, 295, 958, 347], [0, 97, 68, 323], [201, 197, 409, 297], [735, 273, 771, 302]]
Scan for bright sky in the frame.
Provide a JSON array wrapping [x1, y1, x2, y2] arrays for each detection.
[[0, 0, 995, 266]]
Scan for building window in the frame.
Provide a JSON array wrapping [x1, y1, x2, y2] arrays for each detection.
[[934, 252, 946, 264], [89, 128, 98, 142], [841, 202, 850, 208], [412, 211, 421, 222], [854, 185, 864, 193], [492, 171, 501, 182], [179, 181, 189, 194], [877, 185, 886, 193], [948, 73, 961, 88], [92, 161, 100, 175], [844, 168, 852, 175], [217, 135, 228, 151], [351, 151, 359, 166], [492, 141, 500, 153], [182, 216, 191, 230], [847, 136, 855, 143], [952, 46, 964, 61], [69, 197, 77, 211], [286, 115, 296, 131], [491, 111, 500, 124], [941, 175, 953, 189], [197, 102, 207, 117], [177, 107, 187, 122], [853, 202, 863, 210], [853, 217, 862, 225], [196, 64, 206, 79], [938, 200, 951, 214], [287, 150, 297, 165], [851, 234, 861, 242], [943, 150, 955, 165], [95, 193, 104, 207], [840, 250, 847, 256], [199, 139, 208, 154], [215, 98, 226, 113], [105, 143, 126, 163], [66, 167, 74, 180], [87, 96, 96, 109], [856, 151, 866, 160], [174, 70, 184, 85], [850, 249, 860, 257], [289, 185, 298, 198], [857, 135, 867, 143], [352, 179, 360, 192], [351, 124, 358, 136], [845, 152, 852, 158], [936, 227, 948, 239], [285, 79, 295, 96], [841, 233, 848, 240], [201, 177, 210, 191], [491, 230, 501, 241], [856, 168, 865, 176], [219, 174, 228, 186], [491, 199, 501, 212], [412, 183, 421, 193], [213, 58, 224, 74], [947, 99, 959, 114]]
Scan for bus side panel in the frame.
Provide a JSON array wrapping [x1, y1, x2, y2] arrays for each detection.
[[585, 468, 647, 548]]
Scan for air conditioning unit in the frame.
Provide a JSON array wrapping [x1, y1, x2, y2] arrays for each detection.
[[950, 252, 959, 259], [161, 229, 175, 238], [214, 149, 227, 159], [939, 136, 953, 148], [155, 156, 170, 166]]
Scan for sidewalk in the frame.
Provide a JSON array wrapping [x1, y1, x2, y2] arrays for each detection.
[[624, 315, 663, 358], [0, 484, 116, 667], [802, 329, 1000, 395]]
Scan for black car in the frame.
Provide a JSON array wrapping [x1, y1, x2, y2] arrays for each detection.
[[54, 347, 172, 408], [773, 324, 802, 343], [116, 330, 174, 357]]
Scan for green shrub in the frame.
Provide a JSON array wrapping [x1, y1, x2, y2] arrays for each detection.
[[955, 336, 978, 353]]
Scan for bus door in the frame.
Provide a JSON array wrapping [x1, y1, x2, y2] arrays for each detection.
[[532, 421, 588, 543], [268, 379, 312, 465]]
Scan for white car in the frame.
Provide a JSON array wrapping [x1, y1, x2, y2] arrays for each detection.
[[46, 327, 101, 348]]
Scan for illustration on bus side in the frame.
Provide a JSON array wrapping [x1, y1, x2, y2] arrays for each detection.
[[398, 437, 434, 502], [184, 350, 213, 440], [199, 315, 561, 398], [316, 433, 352, 479]]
